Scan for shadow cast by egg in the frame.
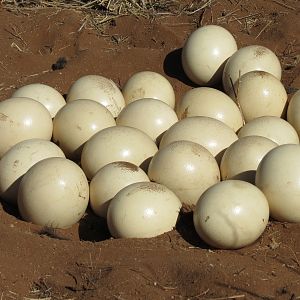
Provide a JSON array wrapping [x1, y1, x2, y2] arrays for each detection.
[[0, 198, 21, 219], [163, 48, 227, 92], [176, 211, 210, 249], [78, 207, 111, 242], [163, 48, 198, 88]]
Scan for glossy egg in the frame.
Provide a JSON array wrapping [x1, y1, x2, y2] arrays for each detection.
[[12, 83, 66, 118], [177, 87, 243, 132], [193, 180, 269, 249], [122, 71, 175, 109], [228, 71, 287, 122], [238, 116, 299, 145], [0, 97, 53, 158], [256, 144, 300, 222], [182, 25, 237, 86], [0, 139, 65, 205], [220, 136, 278, 184], [18, 157, 89, 229], [66, 75, 125, 117], [160, 116, 238, 163], [81, 126, 158, 179], [53, 99, 116, 161], [148, 140, 220, 210], [116, 98, 178, 143], [223, 45, 282, 95], [107, 182, 182, 238], [90, 162, 150, 218]]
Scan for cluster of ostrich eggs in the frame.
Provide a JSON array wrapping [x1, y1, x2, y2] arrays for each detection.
[[0, 23, 299, 250]]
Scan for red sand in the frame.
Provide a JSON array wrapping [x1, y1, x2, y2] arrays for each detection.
[[0, 1, 299, 298]]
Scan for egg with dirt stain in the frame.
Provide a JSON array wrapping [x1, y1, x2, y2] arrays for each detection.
[[81, 126, 158, 180], [107, 182, 182, 238], [176, 87, 243, 132], [66, 75, 125, 117], [122, 71, 175, 109], [160, 116, 238, 164], [90, 161, 150, 218], [228, 71, 287, 122], [222, 45, 282, 95]]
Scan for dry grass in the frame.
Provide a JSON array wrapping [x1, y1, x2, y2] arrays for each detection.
[[1, 0, 215, 31]]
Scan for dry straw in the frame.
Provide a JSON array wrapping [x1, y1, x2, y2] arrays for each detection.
[[1, 0, 215, 30]]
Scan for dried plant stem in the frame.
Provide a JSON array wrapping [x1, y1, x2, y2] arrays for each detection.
[[272, 0, 296, 10], [255, 20, 272, 39]]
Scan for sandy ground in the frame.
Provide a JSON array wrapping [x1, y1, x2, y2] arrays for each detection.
[[0, 0, 300, 299]]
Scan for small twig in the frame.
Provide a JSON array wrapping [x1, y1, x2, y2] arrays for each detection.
[[5, 26, 27, 46], [129, 268, 177, 291], [217, 8, 240, 21], [162, 22, 194, 26], [23, 297, 52, 300], [230, 71, 245, 125], [232, 12, 261, 21], [229, 76, 238, 99], [284, 245, 300, 267], [229, 15, 242, 25], [11, 42, 24, 52], [188, 288, 210, 298], [81, 0, 98, 8], [25, 69, 51, 78], [187, 0, 216, 15], [255, 20, 273, 39], [272, 0, 296, 10], [78, 17, 89, 32]]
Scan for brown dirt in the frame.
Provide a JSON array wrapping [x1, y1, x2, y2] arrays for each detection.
[[0, 0, 300, 299]]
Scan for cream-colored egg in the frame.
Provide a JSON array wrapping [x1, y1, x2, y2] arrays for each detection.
[[223, 45, 282, 95], [220, 136, 278, 184], [116, 98, 178, 143], [66, 75, 125, 117], [0, 139, 65, 205], [0, 97, 53, 158], [53, 99, 116, 161], [182, 25, 238, 86], [90, 162, 150, 218], [107, 182, 182, 238], [177, 87, 243, 132], [256, 144, 300, 222], [148, 141, 220, 210], [238, 116, 299, 145], [12, 83, 66, 118], [160, 116, 238, 163], [81, 126, 158, 179], [18, 157, 89, 228], [193, 180, 269, 249], [287, 90, 300, 138], [122, 71, 175, 109], [228, 71, 287, 122]]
